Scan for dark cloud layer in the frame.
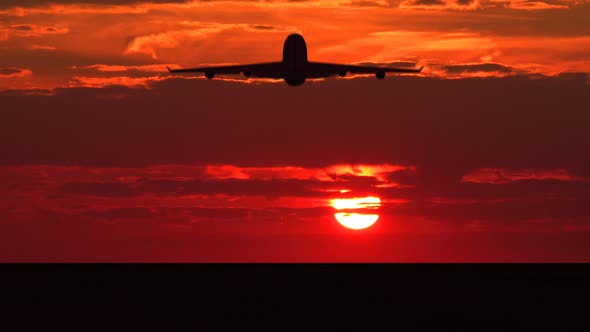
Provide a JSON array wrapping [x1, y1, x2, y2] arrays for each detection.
[[59, 178, 345, 198], [410, 0, 446, 5], [0, 68, 23, 75], [442, 63, 514, 74], [2, 74, 589, 175], [0, 0, 191, 8], [0, 67, 32, 78]]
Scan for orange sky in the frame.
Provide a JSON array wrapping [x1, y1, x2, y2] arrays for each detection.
[[1, 0, 590, 90]]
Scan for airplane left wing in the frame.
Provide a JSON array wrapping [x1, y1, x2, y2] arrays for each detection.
[[167, 62, 283, 79], [306, 62, 423, 78]]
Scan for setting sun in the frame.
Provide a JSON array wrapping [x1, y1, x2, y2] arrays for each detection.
[[334, 213, 379, 230], [330, 196, 381, 230]]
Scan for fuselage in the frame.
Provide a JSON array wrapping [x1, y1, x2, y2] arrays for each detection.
[[282, 34, 308, 86]]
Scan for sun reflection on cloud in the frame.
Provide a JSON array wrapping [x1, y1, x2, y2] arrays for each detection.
[[331, 196, 381, 210]]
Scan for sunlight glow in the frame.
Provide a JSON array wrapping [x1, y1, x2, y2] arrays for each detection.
[[330, 196, 381, 230]]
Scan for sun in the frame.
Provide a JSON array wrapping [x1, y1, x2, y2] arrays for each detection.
[[330, 196, 381, 230], [334, 213, 379, 230]]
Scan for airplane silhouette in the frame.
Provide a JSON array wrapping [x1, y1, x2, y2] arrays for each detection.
[[167, 33, 423, 86]]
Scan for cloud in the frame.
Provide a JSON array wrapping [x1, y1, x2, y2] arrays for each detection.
[[399, 0, 482, 9], [344, 0, 486, 8], [344, 61, 522, 78], [28, 44, 57, 51], [347, 0, 392, 6], [0, 24, 69, 38], [0, 88, 53, 95], [59, 178, 336, 199], [442, 63, 514, 74], [0, 0, 190, 7], [423, 62, 526, 78], [123, 24, 234, 60], [68, 75, 168, 88], [0, 1, 589, 90], [461, 168, 589, 184], [124, 22, 300, 60], [348, 0, 579, 9], [67, 74, 279, 88], [507, 0, 570, 10], [80, 206, 331, 225], [204, 164, 412, 182], [0, 1, 200, 15], [409, 0, 446, 4], [3, 161, 590, 244], [16, 163, 408, 200], [0, 67, 32, 78], [81, 207, 160, 221], [78, 64, 173, 73]]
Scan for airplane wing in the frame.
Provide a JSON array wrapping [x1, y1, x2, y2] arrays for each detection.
[[306, 62, 423, 78], [167, 62, 283, 79]]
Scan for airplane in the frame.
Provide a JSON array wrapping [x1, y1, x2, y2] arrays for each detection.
[[167, 33, 423, 86]]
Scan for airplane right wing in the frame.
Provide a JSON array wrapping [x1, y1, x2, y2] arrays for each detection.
[[167, 62, 283, 79], [306, 62, 424, 78]]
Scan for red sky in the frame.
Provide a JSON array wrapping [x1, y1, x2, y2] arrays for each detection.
[[1, 0, 590, 261]]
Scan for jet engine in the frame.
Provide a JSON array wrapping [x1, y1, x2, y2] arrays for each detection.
[[243, 71, 251, 77], [339, 71, 346, 77], [375, 71, 385, 79], [205, 72, 215, 79]]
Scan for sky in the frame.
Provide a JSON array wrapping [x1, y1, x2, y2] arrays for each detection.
[[1, 0, 590, 261]]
